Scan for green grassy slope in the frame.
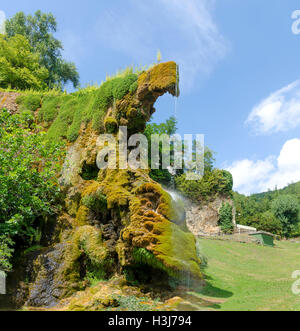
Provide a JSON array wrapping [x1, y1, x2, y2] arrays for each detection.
[[194, 239, 300, 311]]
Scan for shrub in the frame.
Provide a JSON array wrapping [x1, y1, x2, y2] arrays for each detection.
[[0, 109, 65, 268]]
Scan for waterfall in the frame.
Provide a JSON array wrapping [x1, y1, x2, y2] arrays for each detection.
[[165, 189, 185, 205]]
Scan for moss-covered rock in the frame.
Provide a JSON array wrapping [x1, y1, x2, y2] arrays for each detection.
[[8, 62, 203, 309]]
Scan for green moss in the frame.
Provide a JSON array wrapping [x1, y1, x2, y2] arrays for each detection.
[[129, 81, 138, 94], [63, 226, 112, 286], [151, 221, 202, 280], [38, 95, 64, 123], [138, 61, 178, 94], [16, 94, 42, 111], [111, 74, 138, 100], [120, 181, 202, 282], [99, 170, 132, 209], [104, 117, 118, 134], [82, 191, 107, 214], [37, 72, 138, 143], [132, 248, 167, 272]]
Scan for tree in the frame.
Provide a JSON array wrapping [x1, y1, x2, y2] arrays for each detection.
[[271, 195, 300, 237], [5, 11, 79, 89], [219, 203, 234, 234], [0, 109, 65, 269], [0, 34, 49, 90], [145, 116, 178, 186]]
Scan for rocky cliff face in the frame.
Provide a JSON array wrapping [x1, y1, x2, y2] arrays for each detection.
[[1, 62, 203, 310], [185, 196, 236, 236]]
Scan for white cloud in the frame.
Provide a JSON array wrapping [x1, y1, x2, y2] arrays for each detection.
[[227, 139, 300, 195], [94, 0, 228, 91], [0, 10, 6, 34], [246, 80, 300, 134]]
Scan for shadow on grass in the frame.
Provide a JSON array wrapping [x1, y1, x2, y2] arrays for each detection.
[[199, 280, 233, 299]]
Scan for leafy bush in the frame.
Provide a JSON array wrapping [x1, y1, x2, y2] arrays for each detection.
[[0, 236, 14, 271], [0, 109, 65, 268], [218, 203, 234, 234]]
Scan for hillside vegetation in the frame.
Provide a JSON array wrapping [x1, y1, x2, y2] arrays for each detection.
[[234, 182, 300, 237]]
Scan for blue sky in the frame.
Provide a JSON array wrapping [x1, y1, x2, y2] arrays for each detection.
[[1, 0, 300, 194]]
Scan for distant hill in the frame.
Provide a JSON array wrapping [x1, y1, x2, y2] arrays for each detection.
[[251, 181, 300, 204]]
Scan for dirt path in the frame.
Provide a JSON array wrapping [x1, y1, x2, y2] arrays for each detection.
[[0, 92, 20, 113]]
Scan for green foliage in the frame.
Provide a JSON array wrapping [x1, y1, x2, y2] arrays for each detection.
[[145, 116, 179, 186], [111, 74, 138, 100], [0, 34, 49, 90], [85, 270, 107, 287], [218, 203, 234, 234], [252, 211, 282, 235], [0, 236, 14, 271], [16, 94, 42, 112], [129, 81, 138, 94], [176, 169, 233, 203], [234, 183, 300, 237], [271, 195, 299, 238], [38, 95, 63, 123], [145, 116, 217, 188], [0, 109, 65, 268], [5, 11, 79, 89]]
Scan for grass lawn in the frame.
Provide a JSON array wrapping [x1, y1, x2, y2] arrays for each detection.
[[193, 239, 300, 311]]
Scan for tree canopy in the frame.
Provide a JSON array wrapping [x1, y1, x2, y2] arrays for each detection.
[[0, 34, 49, 90], [271, 195, 299, 238], [5, 10, 79, 89]]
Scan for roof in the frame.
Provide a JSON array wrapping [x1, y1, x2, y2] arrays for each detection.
[[249, 231, 275, 237], [236, 224, 257, 231]]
